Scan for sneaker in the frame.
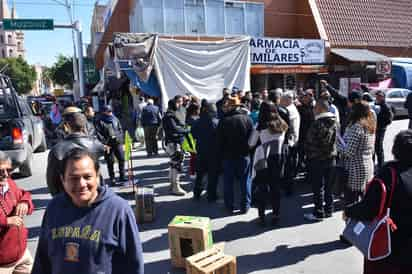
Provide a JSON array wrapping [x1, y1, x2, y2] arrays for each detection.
[[304, 213, 323, 222]]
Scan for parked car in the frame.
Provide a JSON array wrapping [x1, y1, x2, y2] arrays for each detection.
[[371, 88, 411, 118], [0, 74, 47, 177]]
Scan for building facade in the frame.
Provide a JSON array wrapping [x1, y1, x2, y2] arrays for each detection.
[[0, 0, 25, 59]]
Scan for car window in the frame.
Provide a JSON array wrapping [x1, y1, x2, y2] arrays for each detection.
[[0, 89, 18, 118], [388, 90, 403, 98], [18, 99, 33, 116]]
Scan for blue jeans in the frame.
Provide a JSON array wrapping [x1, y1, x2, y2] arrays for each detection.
[[223, 157, 252, 211]]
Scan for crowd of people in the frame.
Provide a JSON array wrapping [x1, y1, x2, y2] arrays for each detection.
[[1, 79, 411, 274]]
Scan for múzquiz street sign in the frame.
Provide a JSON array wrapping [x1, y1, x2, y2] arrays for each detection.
[[2, 19, 54, 30]]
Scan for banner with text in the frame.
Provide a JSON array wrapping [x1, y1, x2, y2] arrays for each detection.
[[250, 37, 325, 65]]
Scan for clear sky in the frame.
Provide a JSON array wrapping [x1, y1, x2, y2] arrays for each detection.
[[10, 0, 102, 67]]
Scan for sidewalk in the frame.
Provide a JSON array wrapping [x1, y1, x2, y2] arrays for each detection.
[[116, 146, 363, 274]]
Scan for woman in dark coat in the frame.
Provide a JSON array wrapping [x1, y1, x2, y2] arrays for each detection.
[[345, 130, 412, 274]]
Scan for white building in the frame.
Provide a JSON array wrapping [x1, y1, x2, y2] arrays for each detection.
[[0, 0, 25, 59]]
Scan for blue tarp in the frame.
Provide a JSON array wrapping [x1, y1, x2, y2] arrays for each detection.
[[392, 62, 412, 90], [118, 61, 161, 97]]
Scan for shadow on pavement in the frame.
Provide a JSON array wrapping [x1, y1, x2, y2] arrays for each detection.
[[237, 240, 349, 273], [144, 259, 185, 274]]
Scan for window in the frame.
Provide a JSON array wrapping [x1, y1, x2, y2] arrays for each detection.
[[164, 0, 185, 34], [185, 0, 206, 34], [7, 34, 12, 44], [0, 35, 3, 43], [225, 1, 245, 34], [245, 3, 264, 36], [388, 90, 403, 98], [139, 0, 164, 33], [1, 49, 4, 58], [205, 0, 224, 35]]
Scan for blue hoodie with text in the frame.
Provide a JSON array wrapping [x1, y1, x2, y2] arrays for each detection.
[[32, 186, 144, 274]]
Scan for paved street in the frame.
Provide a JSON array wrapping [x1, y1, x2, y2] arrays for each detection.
[[17, 118, 409, 274]]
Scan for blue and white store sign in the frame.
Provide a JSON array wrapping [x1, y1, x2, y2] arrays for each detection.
[[250, 37, 325, 65]]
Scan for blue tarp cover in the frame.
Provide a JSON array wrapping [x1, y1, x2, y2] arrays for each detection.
[[118, 61, 161, 97]]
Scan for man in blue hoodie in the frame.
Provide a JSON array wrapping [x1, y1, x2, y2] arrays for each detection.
[[32, 148, 144, 274]]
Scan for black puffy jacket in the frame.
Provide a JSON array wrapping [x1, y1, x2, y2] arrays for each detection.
[[217, 109, 253, 160], [46, 133, 105, 196], [162, 110, 188, 145]]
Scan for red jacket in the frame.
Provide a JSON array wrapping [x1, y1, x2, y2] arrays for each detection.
[[0, 178, 34, 265]]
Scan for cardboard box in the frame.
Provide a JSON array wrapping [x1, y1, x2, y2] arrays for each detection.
[[168, 216, 214, 268], [135, 186, 155, 223]]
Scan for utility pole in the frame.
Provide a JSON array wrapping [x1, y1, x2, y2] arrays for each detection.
[[74, 20, 85, 98], [64, 0, 80, 99]]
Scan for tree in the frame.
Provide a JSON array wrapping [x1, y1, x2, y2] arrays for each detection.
[[0, 57, 37, 95], [49, 54, 74, 89]]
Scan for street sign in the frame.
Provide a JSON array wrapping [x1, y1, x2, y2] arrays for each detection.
[[2, 19, 54, 30], [83, 58, 99, 85], [376, 60, 392, 75]]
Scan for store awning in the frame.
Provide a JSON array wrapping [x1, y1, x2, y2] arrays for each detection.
[[331, 48, 388, 63], [118, 61, 161, 97]]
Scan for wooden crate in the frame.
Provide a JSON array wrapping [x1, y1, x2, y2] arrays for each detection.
[[186, 246, 236, 274], [168, 216, 214, 268], [135, 186, 155, 223]]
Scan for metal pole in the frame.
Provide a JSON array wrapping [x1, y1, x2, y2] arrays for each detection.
[[65, 0, 80, 100], [75, 20, 85, 98]]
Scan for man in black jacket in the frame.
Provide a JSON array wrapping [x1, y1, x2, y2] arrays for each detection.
[[217, 95, 253, 214], [95, 105, 126, 186], [163, 99, 189, 195], [191, 102, 220, 202], [375, 90, 393, 168], [304, 99, 338, 221], [46, 112, 105, 195]]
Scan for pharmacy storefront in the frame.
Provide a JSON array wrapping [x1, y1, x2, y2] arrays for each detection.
[[249, 37, 327, 92]]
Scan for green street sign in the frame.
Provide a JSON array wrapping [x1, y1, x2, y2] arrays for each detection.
[[2, 19, 54, 30]]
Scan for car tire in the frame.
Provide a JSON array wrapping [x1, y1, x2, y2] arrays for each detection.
[[20, 145, 33, 177], [36, 134, 48, 153]]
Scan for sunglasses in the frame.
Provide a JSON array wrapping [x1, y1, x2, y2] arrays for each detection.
[[0, 168, 12, 177]]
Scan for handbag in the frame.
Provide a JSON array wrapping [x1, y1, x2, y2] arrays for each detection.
[[342, 167, 398, 261]]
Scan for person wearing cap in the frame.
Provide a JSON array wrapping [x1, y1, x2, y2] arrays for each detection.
[[47, 112, 105, 195], [217, 95, 254, 214], [191, 101, 220, 202], [374, 90, 393, 168], [54, 106, 83, 141], [95, 105, 127, 186]]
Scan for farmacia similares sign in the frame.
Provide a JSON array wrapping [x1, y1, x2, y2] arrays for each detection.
[[250, 37, 325, 65]]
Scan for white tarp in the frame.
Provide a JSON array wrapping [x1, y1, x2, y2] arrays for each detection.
[[153, 37, 251, 105]]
